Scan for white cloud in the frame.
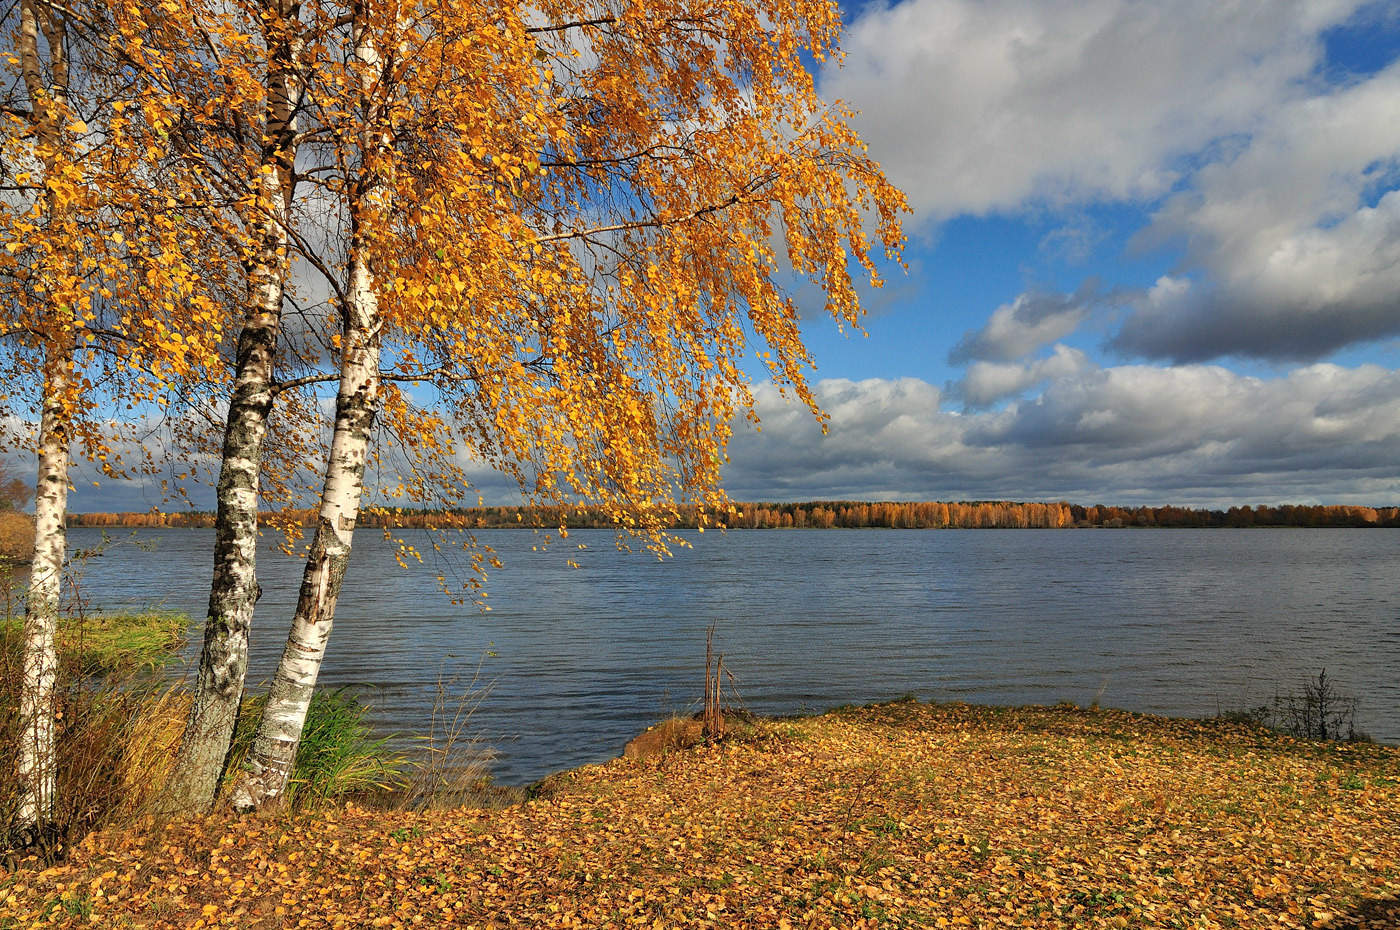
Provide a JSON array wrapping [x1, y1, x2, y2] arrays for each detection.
[[824, 0, 1364, 220], [957, 343, 1091, 407], [949, 286, 1102, 362], [722, 367, 1400, 504], [1113, 63, 1400, 360]]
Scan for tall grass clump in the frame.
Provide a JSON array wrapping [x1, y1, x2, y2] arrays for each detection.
[[225, 688, 408, 808], [4, 600, 471, 852], [0, 675, 189, 854], [1, 610, 193, 854], [392, 668, 499, 811]]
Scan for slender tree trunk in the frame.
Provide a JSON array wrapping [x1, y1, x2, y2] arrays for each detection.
[[230, 222, 382, 812], [165, 0, 302, 812], [230, 4, 385, 811], [163, 195, 286, 810], [15, 342, 73, 845], [12, 0, 73, 847]]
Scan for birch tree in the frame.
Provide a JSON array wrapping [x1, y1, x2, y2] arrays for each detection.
[[1, 0, 231, 842], [225, 0, 905, 810], [229, 0, 393, 811], [4, 0, 78, 843], [163, 0, 314, 812]]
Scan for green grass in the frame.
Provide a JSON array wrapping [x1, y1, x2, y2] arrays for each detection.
[[225, 687, 409, 806], [0, 610, 191, 675]]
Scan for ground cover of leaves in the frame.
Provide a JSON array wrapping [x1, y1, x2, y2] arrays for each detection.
[[2, 701, 1396, 929]]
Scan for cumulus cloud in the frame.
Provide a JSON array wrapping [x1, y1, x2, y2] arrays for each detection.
[[1111, 64, 1400, 361], [722, 368, 1400, 505], [956, 344, 1091, 408], [949, 284, 1105, 363], [61, 366, 1400, 511], [823, 0, 1363, 220]]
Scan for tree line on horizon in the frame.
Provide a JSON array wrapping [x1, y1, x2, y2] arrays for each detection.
[[67, 500, 1400, 530]]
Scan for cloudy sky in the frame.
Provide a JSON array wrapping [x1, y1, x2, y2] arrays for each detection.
[[64, 0, 1400, 512], [718, 0, 1400, 506]]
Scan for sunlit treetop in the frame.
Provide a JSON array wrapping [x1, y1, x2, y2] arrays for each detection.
[[6, 0, 905, 564], [0, 0, 250, 476], [287, 0, 908, 556]]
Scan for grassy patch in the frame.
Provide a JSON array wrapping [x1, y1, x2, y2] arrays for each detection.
[[59, 611, 190, 674], [0, 610, 190, 675]]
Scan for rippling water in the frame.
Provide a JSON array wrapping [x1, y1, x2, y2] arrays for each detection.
[[63, 526, 1400, 783]]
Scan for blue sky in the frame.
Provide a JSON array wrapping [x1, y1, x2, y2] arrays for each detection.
[[715, 0, 1400, 506], [65, 0, 1400, 512]]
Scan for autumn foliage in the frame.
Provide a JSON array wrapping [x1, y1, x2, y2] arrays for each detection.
[[1, 701, 1396, 928], [5, 0, 914, 822]]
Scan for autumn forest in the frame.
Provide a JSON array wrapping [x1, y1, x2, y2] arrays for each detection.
[[66, 500, 1400, 529]]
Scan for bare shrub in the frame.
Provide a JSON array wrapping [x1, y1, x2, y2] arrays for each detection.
[[1222, 668, 1364, 742], [1275, 668, 1359, 741]]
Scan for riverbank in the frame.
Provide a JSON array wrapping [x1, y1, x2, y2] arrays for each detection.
[[2, 700, 1396, 928]]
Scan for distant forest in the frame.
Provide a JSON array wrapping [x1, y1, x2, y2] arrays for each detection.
[[67, 501, 1400, 529]]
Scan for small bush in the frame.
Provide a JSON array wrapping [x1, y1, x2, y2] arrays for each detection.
[[1221, 669, 1363, 742], [1275, 668, 1359, 741]]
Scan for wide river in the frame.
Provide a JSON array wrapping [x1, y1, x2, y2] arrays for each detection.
[[60, 526, 1400, 783]]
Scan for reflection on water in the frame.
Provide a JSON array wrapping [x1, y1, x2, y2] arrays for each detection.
[[65, 527, 1400, 783]]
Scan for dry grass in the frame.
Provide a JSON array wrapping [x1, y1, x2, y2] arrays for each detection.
[[0, 512, 33, 565], [622, 715, 705, 760], [1, 606, 406, 857], [0, 613, 193, 853], [0, 684, 188, 855], [113, 690, 189, 813]]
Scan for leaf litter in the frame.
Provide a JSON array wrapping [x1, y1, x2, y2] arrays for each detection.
[[1, 701, 1396, 928]]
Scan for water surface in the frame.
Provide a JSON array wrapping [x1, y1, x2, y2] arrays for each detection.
[[63, 527, 1400, 783]]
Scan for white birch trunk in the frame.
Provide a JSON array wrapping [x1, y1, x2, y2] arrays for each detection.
[[230, 5, 385, 811], [12, 0, 73, 847], [15, 343, 72, 844], [230, 231, 381, 812], [165, 0, 302, 813], [164, 181, 286, 811]]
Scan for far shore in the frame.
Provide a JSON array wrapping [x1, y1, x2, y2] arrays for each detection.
[[65, 497, 1400, 531]]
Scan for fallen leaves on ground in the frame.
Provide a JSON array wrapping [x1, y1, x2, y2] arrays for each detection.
[[2, 701, 1396, 928]]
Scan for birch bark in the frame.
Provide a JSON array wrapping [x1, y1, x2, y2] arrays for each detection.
[[229, 237, 380, 811], [165, 0, 303, 812], [229, 1, 385, 811], [16, 342, 73, 844], [13, 0, 74, 846]]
